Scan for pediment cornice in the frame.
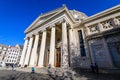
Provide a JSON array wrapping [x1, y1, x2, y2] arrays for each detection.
[[26, 14, 75, 36], [25, 5, 76, 34]]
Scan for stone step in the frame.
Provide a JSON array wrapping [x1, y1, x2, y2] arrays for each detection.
[[36, 67, 64, 76], [16, 67, 64, 76]]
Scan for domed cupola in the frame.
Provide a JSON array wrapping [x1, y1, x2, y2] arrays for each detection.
[[69, 10, 87, 22]]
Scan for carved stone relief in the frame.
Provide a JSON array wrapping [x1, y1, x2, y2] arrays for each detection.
[[89, 24, 99, 32], [86, 17, 120, 35], [102, 20, 113, 29]]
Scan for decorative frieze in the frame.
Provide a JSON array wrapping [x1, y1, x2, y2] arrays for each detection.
[[113, 17, 120, 26], [102, 20, 113, 29], [89, 24, 99, 32], [85, 17, 120, 36]]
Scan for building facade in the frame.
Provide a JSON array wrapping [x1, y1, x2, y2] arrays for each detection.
[[0, 44, 8, 67], [20, 5, 120, 69], [5, 44, 23, 66]]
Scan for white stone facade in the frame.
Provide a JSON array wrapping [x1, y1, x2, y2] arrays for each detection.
[[0, 44, 8, 67], [5, 44, 23, 66], [20, 5, 120, 69]]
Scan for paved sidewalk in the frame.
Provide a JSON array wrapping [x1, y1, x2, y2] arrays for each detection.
[[0, 68, 120, 80]]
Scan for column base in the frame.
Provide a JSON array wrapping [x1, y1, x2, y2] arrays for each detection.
[[51, 65, 55, 68], [29, 65, 36, 67], [20, 65, 24, 68], [37, 65, 44, 68]]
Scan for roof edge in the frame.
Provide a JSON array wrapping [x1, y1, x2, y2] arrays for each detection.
[[83, 4, 120, 23]]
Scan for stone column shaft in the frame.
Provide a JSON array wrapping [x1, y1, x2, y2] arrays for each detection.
[[62, 21, 69, 68], [19, 38, 28, 67], [29, 34, 39, 67], [69, 28, 75, 67], [24, 36, 33, 66], [49, 26, 56, 67], [38, 30, 47, 67]]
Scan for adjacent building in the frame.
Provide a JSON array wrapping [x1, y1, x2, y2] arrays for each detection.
[[4, 44, 23, 66], [20, 5, 120, 69], [0, 44, 8, 67]]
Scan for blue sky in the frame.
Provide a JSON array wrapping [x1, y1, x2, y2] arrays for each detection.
[[0, 0, 120, 46]]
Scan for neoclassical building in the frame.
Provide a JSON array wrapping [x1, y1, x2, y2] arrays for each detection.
[[20, 5, 120, 69]]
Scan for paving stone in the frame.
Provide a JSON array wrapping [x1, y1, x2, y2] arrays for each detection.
[[0, 68, 120, 80]]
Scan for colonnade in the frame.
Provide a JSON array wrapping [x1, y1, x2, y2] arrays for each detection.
[[19, 20, 74, 68]]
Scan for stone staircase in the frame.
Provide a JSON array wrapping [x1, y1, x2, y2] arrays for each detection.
[[36, 67, 64, 76], [16, 67, 64, 75], [14, 67, 120, 74]]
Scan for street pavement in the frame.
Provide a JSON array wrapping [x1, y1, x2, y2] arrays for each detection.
[[0, 68, 120, 80]]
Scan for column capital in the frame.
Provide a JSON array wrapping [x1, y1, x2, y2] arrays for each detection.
[[24, 37, 28, 40], [60, 19, 66, 23], [68, 26, 73, 30], [50, 24, 56, 28], [29, 35, 33, 38], [34, 32, 39, 35], [49, 24, 55, 28], [41, 29, 46, 32]]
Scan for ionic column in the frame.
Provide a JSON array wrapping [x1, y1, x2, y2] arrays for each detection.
[[24, 36, 33, 66], [62, 20, 69, 68], [69, 28, 75, 67], [29, 33, 39, 67], [19, 37, 28, 67], [49, 25, 56, 67], [38, 29, 47, 67]]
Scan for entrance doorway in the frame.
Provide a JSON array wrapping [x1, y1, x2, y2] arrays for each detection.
[[56, 48, 61, 67]]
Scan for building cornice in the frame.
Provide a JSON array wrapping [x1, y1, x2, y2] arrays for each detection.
[[86, 27, 120, 41], [83, 4, 120, 23], [25, 5, 76, 34], [25, 6, 65, 33]]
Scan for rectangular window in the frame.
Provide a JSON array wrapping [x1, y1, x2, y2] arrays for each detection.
[[78, 30, 86, 56]]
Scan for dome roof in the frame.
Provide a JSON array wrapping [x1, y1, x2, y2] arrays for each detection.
[[69, 10, 87, 21]]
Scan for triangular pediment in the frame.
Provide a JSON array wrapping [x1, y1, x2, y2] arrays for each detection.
[[25, 5, 76, 33]]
